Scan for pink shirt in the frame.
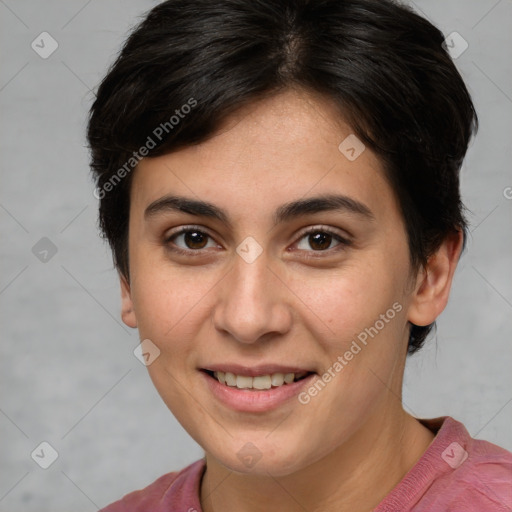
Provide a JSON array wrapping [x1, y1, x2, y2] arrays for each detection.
[[100, 417, 512, 511]]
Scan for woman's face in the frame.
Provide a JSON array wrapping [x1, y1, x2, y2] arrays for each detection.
[[122, 89, 419, 476]]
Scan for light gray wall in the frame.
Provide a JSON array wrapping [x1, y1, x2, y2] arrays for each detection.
[[0, 1, 510, 511]]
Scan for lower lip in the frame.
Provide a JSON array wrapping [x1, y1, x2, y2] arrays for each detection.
[[200, 371, 316, 413]]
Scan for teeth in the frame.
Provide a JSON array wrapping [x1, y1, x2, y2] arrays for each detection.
[[284, 373, 295, 384], [225, 372, 236, 386], [213, 371, 309, 389], [253, 375, 272, 390], [236, 375, 252, 389], [271, 373, 284, 386]]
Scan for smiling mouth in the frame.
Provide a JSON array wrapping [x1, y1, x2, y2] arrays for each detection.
[[202, 369, 313, 390]]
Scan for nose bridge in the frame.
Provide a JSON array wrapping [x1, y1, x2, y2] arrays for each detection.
[[233, 253, 271, 306], [213, 249, 291, 343]]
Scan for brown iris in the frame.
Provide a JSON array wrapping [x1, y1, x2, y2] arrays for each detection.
[[184, 230, 208, 249], [308, 232, 333, 250]]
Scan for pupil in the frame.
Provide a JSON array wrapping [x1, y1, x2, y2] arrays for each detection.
[[185, 231, 207, 249], [309, 232, 331, 250]]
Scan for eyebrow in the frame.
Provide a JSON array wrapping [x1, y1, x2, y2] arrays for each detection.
[[144, 194, 374, 225], [274, 195, 374, 223]]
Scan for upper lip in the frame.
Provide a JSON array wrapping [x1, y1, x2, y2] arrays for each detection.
[[201, 364, 316, 377]]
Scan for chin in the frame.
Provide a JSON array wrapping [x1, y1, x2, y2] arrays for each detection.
[[208, 439, 309, 477]]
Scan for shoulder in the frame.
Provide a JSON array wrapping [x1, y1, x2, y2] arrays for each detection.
[[377, 417, 512, 512], [418, 417, 512, 511], [437, 427, 512, 509], [99, 459, 205, 512]]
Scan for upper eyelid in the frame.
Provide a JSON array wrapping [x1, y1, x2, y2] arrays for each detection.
[[296, 225, 351, 240], [165, 224, 350, 250], [165, 227, 221, 255], [165, 224, 216, 239]]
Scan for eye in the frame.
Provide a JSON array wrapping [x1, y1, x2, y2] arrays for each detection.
[[295, 228, 350, 252], [166, 227, 219, 252]]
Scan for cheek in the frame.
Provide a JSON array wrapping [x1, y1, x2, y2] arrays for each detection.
[[128, 267, 212, 369], [290, 259, 405, 340], [289, 256, 410, 407]]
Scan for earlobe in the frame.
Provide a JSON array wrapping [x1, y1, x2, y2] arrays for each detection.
[[407, 230, 463, 327], [120, 274, 138, 328]]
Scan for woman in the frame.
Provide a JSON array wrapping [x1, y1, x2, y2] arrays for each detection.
[[88, 0, 512, 510]]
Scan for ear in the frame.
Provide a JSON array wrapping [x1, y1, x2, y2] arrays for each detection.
[[407, 230, 463, 327], [120, 273, 137, 328]]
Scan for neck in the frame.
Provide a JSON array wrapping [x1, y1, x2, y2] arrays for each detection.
[[200, 407, 435, 512]]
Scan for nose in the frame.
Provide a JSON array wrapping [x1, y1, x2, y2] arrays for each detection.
[[212, 250, 293, 344]]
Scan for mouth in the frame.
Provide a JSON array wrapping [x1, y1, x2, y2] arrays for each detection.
[[200, 365, 318, 412], [201, 369, 314, 391]]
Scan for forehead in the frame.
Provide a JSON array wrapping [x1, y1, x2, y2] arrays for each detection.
[[130, 89, 399, 226]]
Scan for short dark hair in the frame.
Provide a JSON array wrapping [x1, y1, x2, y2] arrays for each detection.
[[87, 0, 478, 353]]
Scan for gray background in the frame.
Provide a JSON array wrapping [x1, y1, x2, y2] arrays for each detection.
[[0, 1, 511, 511]]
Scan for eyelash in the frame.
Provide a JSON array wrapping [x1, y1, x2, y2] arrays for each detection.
[[164, 225, 219, 257], [293, 226, 352, 256], [164, 225, 352, 257]]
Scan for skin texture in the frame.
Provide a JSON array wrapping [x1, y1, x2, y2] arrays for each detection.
[[120, 89, 462, 511]]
